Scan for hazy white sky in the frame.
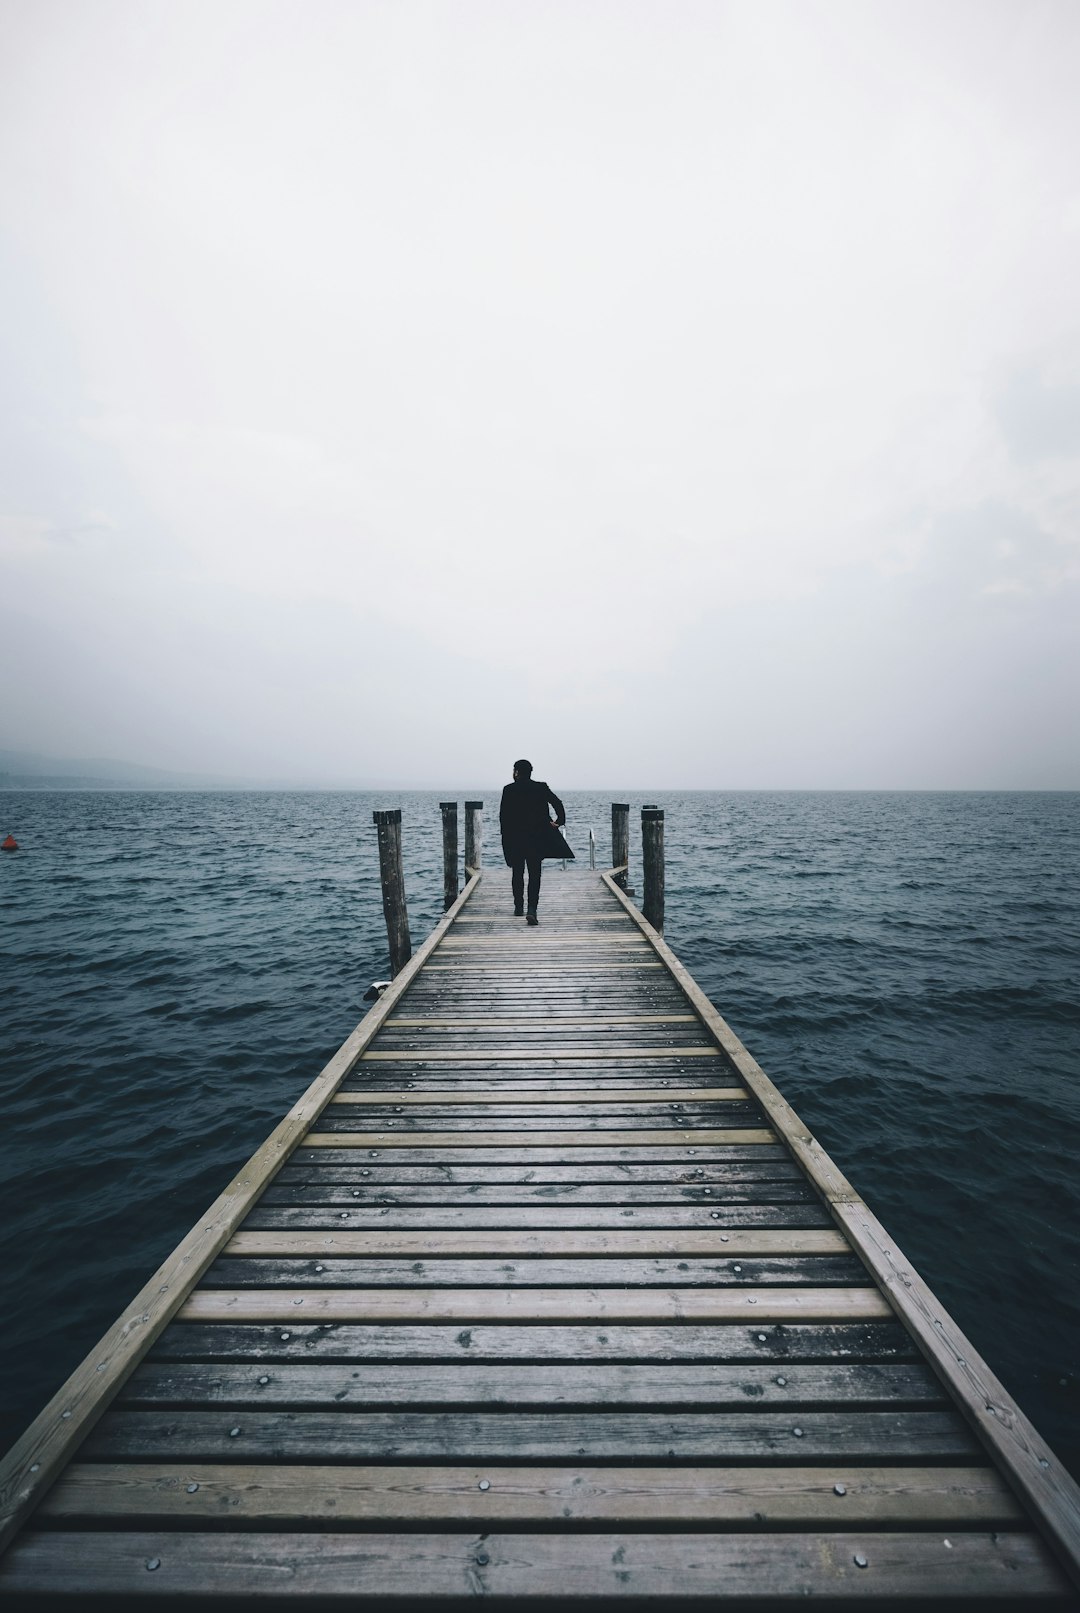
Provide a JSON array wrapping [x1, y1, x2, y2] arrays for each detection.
[[2, 0, 1078, 787]]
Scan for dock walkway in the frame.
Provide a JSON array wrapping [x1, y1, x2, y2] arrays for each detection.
[[2, 863, 1079, 1604]]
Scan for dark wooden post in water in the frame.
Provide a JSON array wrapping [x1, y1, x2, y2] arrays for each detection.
[[439, 801, 459, 911], [464, 800, 483, 873], [641, 805, 665, 933], [611, 802, 629, 889], [373, 808, 412, 977]]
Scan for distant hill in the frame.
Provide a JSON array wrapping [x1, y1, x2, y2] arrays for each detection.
[[0, 748, 246, 791]]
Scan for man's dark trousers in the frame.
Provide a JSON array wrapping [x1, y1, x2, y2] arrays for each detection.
[[511, 853, 544, 914]]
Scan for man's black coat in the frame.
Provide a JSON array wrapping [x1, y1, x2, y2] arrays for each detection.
[[499, 779, 574, 866]]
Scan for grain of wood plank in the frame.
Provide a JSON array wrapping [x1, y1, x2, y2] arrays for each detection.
[[386, 1015, 699, 1025], [149, 1319, 917, 1362], [261, 1183, 817, 1207], [244, 1204, 829, 1230], [423, 963, 665, 970], [42, 1462, 1021, 1527], [6, 1528, 1065, 1600], [330, 1089, 749, 1105], [360, 1046, 719, 1061], [179, 1285, 893, 1324], [119, 1360, 941, 1409], [206, 1257, 866, 1291], [274, 1159, 798, 1184], [303, 1128, 778, 1148], [225, 1228, 847, 1257], [316, 1114, 764, 1134], [82, 1407, 977, 1462], [298, 1143, 784, 1165]]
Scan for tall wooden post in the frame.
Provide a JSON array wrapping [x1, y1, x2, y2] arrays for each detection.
[[611, 802, 629, 889], [439, 801, 459, 911], [641, 806, 665, 934], [373, 809, 412, 977], [464, 800, 483, 874]]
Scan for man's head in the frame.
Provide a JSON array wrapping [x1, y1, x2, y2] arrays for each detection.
[[513, 758, 533, 780]]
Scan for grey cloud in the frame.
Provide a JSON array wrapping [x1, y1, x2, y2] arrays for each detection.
[[996, 367, 1080, 464]]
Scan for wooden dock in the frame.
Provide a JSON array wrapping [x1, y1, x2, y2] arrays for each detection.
[[2, 855, 1079, 1605]]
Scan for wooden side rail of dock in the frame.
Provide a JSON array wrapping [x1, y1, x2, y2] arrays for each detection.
[[1, 858, 1079, 1606]]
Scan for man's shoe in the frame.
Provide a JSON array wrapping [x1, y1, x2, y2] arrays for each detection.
[[513, 905, 525, 917], [526, 910, 539, 926]]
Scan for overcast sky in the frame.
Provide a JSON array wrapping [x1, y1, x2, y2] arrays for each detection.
[[2, 0, 1078, 788]]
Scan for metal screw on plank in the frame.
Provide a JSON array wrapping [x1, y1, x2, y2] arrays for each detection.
[[258, 1376, 270, 1386], [146, 1559, 161, 1572], [475, 1553, 490, 1567], [478, 1479, 491, 1491], [775, 1376, 787, 1386], [756, 1334, 768, 1343], [833, 1484, 846, 1496], [854, 1555, 868, 1569], [733, 1264, 742, 1273], [229, 1427, 241, 1438], [792, 1426, 803, 1437], [280, 1332, 291, 1341]]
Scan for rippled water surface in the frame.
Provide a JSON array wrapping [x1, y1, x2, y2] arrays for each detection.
[[1, 789, 1078, 1475]]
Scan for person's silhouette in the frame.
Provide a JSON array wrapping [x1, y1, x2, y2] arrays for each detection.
[[498, 759, 571, 924]]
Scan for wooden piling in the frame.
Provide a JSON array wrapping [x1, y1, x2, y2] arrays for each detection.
[[642, 806, 665, 934], [439, 802, 459, 912], [611, 803, 629, 889], [464, 800, 483, 874], [373, 809, 412, 978]]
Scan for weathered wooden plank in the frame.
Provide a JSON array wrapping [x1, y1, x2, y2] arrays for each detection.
[[296, 1144, 786, 1165], [386, 1015, 700, 1024], [423, 963, 665, 970], [6, 1528, 1065, 1600], [119, 1360, 942, 1409], [205, 1256, 865, 1290], [342, 1077, 738, 1092], [331, 1088, 748, 1105], [261, 1183, 818, 1207], [179, 1286, 893, 1324], [41, 1462, 1022, 1528], [361, 1046, 720, 1061], [225, 1228, 847, 1257], [277, 1158, 797, 1184], [151, 1319, 916, 1363], [303, 1128, 779, 1148], [244, 1204, 830, 1230], [264, 1187, 822, 1212], [316, 1112, 764, 1133], [83, 1407, 977, 1462]]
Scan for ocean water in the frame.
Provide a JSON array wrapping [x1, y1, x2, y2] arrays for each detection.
[[1, 789, 1077, 1478]]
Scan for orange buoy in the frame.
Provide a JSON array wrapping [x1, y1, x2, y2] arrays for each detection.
[[2, 834, 18, 852]]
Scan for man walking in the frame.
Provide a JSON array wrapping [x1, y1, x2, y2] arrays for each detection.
[[499, 760, 572, 925]]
